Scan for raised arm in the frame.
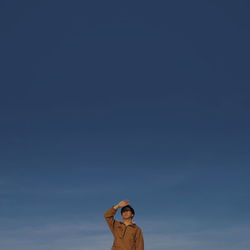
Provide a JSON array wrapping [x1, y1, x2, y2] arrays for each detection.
[[104, 200, 129, 234]]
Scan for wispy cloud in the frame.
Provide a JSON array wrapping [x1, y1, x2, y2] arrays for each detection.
[[0, 221, 110, 250], [0, 218, 249, 250], [145, 226, 250, 250]]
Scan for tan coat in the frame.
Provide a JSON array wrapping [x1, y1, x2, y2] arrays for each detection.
[[104, 207, 144, 250]]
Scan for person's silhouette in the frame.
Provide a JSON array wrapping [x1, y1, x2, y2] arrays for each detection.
[[104, 200, 144, 250]]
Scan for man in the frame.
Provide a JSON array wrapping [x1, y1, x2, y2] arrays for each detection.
[[104, 200, 144, 250]]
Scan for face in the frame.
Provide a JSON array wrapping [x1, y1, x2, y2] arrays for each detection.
[[122, 210, 134, 219]]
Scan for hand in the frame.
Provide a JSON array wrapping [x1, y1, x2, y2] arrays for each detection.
[[113, 200, 129, 210], [118, 200, 129, 208]]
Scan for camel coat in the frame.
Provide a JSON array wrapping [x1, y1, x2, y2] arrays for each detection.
[[104, 207, 144, 250]]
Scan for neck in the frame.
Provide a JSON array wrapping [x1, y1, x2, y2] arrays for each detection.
[[123, 218, 133, 225]]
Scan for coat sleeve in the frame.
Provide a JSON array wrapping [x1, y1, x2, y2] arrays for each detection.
[[104, 207, 117, 235], [135, 227, 144, 250]]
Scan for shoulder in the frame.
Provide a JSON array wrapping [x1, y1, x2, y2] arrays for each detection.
[[134, 224, 143, 231]]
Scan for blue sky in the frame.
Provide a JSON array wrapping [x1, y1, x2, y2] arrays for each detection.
[[1, 0, 250, 249]]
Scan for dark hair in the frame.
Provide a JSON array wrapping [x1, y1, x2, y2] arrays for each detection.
[[121, 205, 135, 216]]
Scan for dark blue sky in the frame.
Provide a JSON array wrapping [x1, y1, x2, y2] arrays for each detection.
[[1, 1, 250, 249]]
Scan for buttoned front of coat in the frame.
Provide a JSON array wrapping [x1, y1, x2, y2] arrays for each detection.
[[104, 207, 144, 250]]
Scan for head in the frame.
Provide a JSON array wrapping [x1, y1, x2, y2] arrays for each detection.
[[121, 205, 135, 220]]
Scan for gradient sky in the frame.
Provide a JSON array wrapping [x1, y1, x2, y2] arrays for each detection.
[[1, 1, 250, 249]]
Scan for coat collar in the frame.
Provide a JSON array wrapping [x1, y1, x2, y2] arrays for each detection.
[[119, 221, 137, 227]]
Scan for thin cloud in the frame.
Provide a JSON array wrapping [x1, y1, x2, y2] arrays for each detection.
[[0, 218, 249, 250]]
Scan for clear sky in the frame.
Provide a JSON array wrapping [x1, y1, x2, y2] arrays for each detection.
[[1, 0, 250, 249]]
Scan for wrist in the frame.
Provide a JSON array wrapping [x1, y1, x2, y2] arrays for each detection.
[[113, 204, 119, 210]]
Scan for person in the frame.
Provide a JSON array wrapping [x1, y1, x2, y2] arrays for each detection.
[[104, 200, 144, 250]]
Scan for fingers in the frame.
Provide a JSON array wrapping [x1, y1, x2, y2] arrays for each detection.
[[119, 200, 130, 207]]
